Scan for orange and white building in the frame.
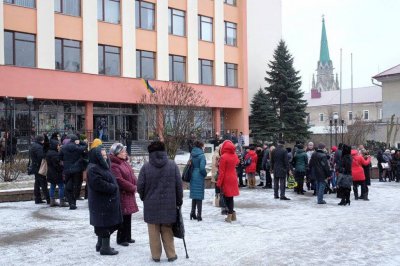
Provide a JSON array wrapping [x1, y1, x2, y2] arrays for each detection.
[[0, 0, 281, 144]]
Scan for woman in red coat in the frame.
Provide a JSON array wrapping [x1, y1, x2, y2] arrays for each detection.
[[244, 145, 258, 188], [351, 149, 371, 200], [110, 143, 139, 247], [217, 140, 239, 223]]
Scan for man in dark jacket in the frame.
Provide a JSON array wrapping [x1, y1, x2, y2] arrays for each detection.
[[261, 143, 272, 188], [271, 140, 290, 200], [138, 141, 183, 262], [309, 143, 331, 204], [30, 135, 50, 204], [60, 134, 87, 210]]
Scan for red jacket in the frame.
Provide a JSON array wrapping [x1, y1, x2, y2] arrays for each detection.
[[351, 150, 371, 181], [217, 140, 240, 197], [110, 155, 139, 215], [244, 150, 258, 173]]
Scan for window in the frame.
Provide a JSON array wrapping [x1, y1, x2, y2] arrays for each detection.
[[4, 31, 36, 67], [135, 0, 155, 30], [169, 55, 186, 82], [225, 63, 237, 87], [4, 0, 35, 8], [225, 21, 237, 46], [168, 8, 185, 36], [55, 38, 81, 72], [55, 0, 80, 16], [319, 113, 324, 122], [98, 0, 120, 24], [199, 59, 213, 85], [98, 44, 120, 76], [348, 111, 353, 121], [224, 0, 236, 6], [199, 15, 213, 42], [136, 50, 155, 79], [363, 110, 369, 120]]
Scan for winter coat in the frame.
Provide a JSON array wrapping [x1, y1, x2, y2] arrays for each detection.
[[189, 147, 207, 200], [351, 150, 371, 182], [87, 147, 123, 228], [362, 158, 372, 186], [60, 141, 88, 175], [137, 151, 183, 224], [309, 150, 331, 182], [382, 152, 392, 170], [46, 140, 63, 184], [256, 149, 263, 173], [334, 149, 343, 171], [30, 141, 45, 175], [110, 154, 139, 216], [244, 150, 258, 173], [293, 149, 308, 173], [271, 145, 289, 178], [217, 140, 239, 197], [211, 145, 221, 182], [262, 148, 270, 170]]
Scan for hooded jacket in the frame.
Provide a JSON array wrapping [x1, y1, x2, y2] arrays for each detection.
[[217, 140, 239, 197], [87, 146, 122, 228], [110, 154, 139, 216], [351, 149, 371, 181], [46, 140, 63, 184], [137, 150, 183, 224], [244, 150, 258, 173], [190, 147, 207, 200]]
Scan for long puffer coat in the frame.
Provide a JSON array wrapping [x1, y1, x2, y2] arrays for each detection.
[[351, 150, 371, 181], [190, 147, 207, 200], [110, 154, 139, 216], [217, 140, 239, 197], [46, 140, 63, 184], [137, 151, 183, 224], [87, 147, 122, 228]]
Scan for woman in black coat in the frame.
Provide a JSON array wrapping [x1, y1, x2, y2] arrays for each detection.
[[337, 144, 352, 206], [87, 146, 122, 256], [46, 140, 68, 207]]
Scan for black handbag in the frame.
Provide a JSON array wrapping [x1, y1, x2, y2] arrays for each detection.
[[172, 206, 185, 239]]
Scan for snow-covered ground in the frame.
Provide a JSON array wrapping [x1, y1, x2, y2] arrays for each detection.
[[1, 180, 400, 266]]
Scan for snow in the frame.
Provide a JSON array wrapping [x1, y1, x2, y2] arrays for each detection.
[[1, 181, 400, 265]]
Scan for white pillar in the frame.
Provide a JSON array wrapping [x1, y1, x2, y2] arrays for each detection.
[[156, 0, 169, 81], [82, 0, 98, 74], [187, 0, 199, 83], [37, 0, 55, 69], [0, 1, 4, 65], [122, 0, 136, 78], [214, 0, 225, 86]]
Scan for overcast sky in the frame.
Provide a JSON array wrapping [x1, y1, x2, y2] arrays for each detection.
[[281, 0, 400, 92]]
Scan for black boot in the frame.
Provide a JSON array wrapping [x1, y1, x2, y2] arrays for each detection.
[[345, 191, 351, 206], [338, 198, 346, 206], [96, 236, 101, 252], [353, 187, 358, 200], [197, 200, 203, 221], [257, 182, 264, 187], [100, 237, 118, 255], [363, 192, 369, 201], [190, 200, 197, 220]]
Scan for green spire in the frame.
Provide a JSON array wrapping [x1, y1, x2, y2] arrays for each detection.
[[319, 16, 331, 64]]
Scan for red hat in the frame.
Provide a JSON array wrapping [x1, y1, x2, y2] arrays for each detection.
[[331, 146, 338, 152]]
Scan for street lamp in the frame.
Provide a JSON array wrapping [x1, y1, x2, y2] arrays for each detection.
[[329, 119, 333, 149], [341, 119, 345, 144], [333, 114, 339, 146], [27, 96, 34, 147]]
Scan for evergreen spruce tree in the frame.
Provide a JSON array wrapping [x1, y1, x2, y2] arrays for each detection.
[[249, 88, 280, 143], [264, 40, 310, 142]]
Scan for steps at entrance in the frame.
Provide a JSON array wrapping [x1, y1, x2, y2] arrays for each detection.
[[101, 141, 149, 156]]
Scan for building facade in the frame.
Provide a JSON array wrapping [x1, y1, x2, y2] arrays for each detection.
[[0, 0, 270, 144]]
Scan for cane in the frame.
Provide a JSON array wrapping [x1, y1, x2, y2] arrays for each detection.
[[182, 237, 189, 259]]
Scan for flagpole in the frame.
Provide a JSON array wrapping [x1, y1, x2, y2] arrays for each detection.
[[340, 48, 342, 123], [351, 53, 353, 125]]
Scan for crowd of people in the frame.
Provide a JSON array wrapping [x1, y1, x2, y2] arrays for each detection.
[[21, 130, 400, 261]]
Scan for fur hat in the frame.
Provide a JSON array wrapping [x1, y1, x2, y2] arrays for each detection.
[[68, 134, 78, 142], [110, 143, 126, 155], [147, 141, 166, 153], [35, 135, 44, 142], [317, 143, 326, 150]]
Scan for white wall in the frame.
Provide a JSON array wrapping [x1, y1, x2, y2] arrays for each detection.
[[187, 0, 199, 83], [247, 0, 282, 103], [214, 0, 225, 86], [0, 0, 4, 65], [82, 0, 98, 74], [122, 0, 136, 78], [156, 0, 169, 81], [37, 0, 55, 69]]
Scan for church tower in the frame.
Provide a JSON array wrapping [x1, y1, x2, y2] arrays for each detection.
[[311, 17, 339, 98]]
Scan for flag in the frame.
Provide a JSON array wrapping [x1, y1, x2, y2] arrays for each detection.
[[142, 78, 156, 94]]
